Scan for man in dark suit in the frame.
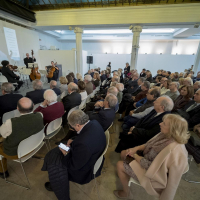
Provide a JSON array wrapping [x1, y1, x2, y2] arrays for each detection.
[[25, 79, 45, 104], [115, 96, 174, 153], [86, 94, 118, 131], [177, 89, 200, 128], [42, 110, 106, 200], [0, 83, 23, 125], [62, 82, 81, 122], [100, 71, 107, 82], [140, 68, 146, 77], [24, 53, 36, 68], [124, 63, 130, 77], [50, 80, 61, 96]]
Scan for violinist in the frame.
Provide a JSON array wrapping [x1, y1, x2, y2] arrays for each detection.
[[46, 61, 59, 83], [24, 53, 36, 68], [1, 60, 23, 92]]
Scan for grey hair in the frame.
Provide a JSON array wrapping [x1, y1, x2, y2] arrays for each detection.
[[50, 80, 57, 88], [112, 76, 119, 82], [68, 82, 78, 92], [105, 94, 118, 108], [139, 77, 145, 83], [172, 82, 180, 88], [113, 71, 119, 76], [68, 110, 89, 127], [1, 82, 14, 93], [44, 89, 57, 103], [134, 73, 139, 78], [143, 81, 150, 89], [76, 73, 83, 81], [110, 81, 117, 87], [195, 81, 200, 87], [107, 86, 118, 96], [84, 74, 92, 82], [160, 95, 174, 111], [116, 83, 124, 92], [32, 79, 43, 90]]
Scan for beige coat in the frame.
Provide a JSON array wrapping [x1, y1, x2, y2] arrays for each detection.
[[129, 138, 188, 200], [85, 82, 93, 95]]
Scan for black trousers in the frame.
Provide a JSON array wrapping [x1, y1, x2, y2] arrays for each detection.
[[125, 103, 136, 116], [14, 80, 23, 91]]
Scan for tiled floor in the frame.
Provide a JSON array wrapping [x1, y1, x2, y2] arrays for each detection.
[[1, 116, 200, 200]]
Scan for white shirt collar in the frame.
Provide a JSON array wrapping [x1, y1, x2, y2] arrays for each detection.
[[77, 120, 90, 134], [20, 111, 33, 116]]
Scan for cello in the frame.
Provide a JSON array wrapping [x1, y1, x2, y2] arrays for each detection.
[[47, 61, 57, 78], [29, 50, 41, 80]]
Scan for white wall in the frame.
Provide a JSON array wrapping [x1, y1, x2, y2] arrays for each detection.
[[82, 50, 88, 76], [38, 50, 76, 76]]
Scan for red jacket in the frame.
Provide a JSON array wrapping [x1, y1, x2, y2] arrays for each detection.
[[34, 102, 65, 126]]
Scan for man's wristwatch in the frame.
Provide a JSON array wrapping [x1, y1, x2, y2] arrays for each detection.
[[64, 152, 68, 156]]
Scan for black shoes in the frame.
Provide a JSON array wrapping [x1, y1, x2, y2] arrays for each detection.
[[118, 118, 124, 122], [0, 171, 9, 179], [45, 182, 53, 191]]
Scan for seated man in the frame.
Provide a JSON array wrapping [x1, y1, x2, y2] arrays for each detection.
[[42, 110, 106, 200], [34, 89, 65, 126], [50, 80, 61, 96], [0, 97, 44, 178], [86, 94, 118, 131], [62, 82, 81, 122], [115, 96, 174, 153], [164, 81, 180, 102], [122, 88, 160, 131], [84, 74, 93, 95], [0, 83, 23, 125], [26, 79, 46, 104], [176, 89, 200, 129]]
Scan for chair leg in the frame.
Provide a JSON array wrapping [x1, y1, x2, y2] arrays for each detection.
[[62, 126, 66, 137], [0, 157, 7, 181], [44, 140, 50, 151], [19, 160, 31, 189], [47, 139, 52, 150], [93, 175, 101, 200]]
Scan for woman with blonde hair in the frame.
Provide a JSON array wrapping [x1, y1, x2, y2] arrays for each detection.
[[59, 76, 68, 94], [114, 114, 189, 200], [92, 72, 100, 88], [76, 73, 83, 81], [179, 77, 185, 88]]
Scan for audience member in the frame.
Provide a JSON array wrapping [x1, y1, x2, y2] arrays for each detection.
[[164, 82, 180, 102], [34, 89, 65, 126], [76, 73, 83, 81], [59, 76, 68, 94], [26, 79, 45, 104], [92, 72, 100, 88], [124, 63, 130, 77], [100, 71, 107, 82], [115, 96, 174, 152], [146, 71, 153, 82], [42, 110, 106, 200], [183, 77, 193, 86], [69, 72, 78, 84], [140, 68, 146, 77], [84, 75, 93, 95], [0, 83, 23, 125], [66, 75, 73, 84], [193, 81, 200, 93], [78, 81, 88, 100], [160, 79, 171, 95], [0, 97, 44, 178], [50, 80, 61, 96], [179, 77, 185, 88], [116, 83, 124, 104], [115, 114, 189, 199]]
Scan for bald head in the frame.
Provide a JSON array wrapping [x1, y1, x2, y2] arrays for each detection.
[[153, 96, 174, 113], [50, 80, 57, 89], [107, 86, 118, 96], [17, 97, 34, 114], [68, 82, 78, 93]]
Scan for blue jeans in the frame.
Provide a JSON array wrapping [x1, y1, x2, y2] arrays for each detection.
[[122, 115, 140, 131]]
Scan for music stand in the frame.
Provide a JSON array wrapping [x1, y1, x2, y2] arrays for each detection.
[[28, 63, 38, 68], [20, 67, 32, 89], [39, 70, 48, 83]]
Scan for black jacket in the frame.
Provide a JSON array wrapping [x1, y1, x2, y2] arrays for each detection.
[[100, 74, 107, 82], [87, 108, 115, 131], [140, 72, 146, 77], [52, 87, 61, 96], [62, 120, 106, 184], [1, 66, 18, 83], [24, 57, 36, 68], [0, 93, 23, 124], [127, 79, 139, 94], [26, 89, 46, 104], [62, 92, 81, 116]]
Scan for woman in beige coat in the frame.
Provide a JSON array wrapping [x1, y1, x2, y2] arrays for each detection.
[[114, 114, 189, 200]]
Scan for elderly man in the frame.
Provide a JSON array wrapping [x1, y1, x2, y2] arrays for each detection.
[[183, 78, 192, 86], [50, 80, 61, 96], [193, 81, 200, 93], [24, 53, 36, 68], [26, 79, 45, 104], [84, 74, 93, 95], [0, 97, 44, 178], [62, 82, 81, 122], [42, 110, 106, 200], [115, 96, 174, 153], [0, 83, 23, 125], [86, 94, 118, 131], [34, 89, 64, 126], [164, 82, 180, 102], [177, 89, 200, 128]]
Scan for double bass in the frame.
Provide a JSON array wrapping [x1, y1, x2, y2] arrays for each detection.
[[29, 50, 41, 80]]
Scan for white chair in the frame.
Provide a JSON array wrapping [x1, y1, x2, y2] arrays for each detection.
[[45, 117, 65, 149], [33, 103, 41, 110], [0, 128, 45, 189], [106, 122, 113, 147], [2, 109, 21, 123], [60, 91, 67, 100], [79, 98, 87, 110], [86, 94, 91, 103], [57, 95, 61, 102], [101, 80, 107, 86], [67, 106, 80, 119], [93, 130, 110, 198], [0, 75, 8, 84], [90, 90, 96, 98]]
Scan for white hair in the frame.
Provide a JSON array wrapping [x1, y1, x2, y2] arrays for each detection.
[[44, 89, 57, 103], [84, 74, 92, 82]]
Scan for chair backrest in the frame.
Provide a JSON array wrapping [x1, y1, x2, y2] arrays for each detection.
[[79, 98, 87, 110], [61, 91, 67, 99], [2, 109, 20, 123], [57, 95, 61, 102], [105, 122, 113, 132], [67, 106, 79, 119], [102, 80, 107, 86], [17, 128, 45, 158], [46, 117, 62, 136], [0, 75, 8, 83], [86, 94, 91, 103], [93, 130, 110, 175]]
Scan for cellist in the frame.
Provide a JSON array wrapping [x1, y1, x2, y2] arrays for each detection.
[[46, 61, 59, 83]]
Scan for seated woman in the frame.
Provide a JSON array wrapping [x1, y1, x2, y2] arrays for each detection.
[[78, 81, 88, 101], [76, 73, 83, 81], [160, 79, 171, 95], [66, 74, 73, 85], [172, 85, 194, 112], [92, 72, 101, 88], [114, 114, 189, 199], [146, 71, 153, 83], [59, 76, 68, 94]]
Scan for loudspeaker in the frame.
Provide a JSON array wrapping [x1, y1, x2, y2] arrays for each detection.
[[87, 56, 93, 64]]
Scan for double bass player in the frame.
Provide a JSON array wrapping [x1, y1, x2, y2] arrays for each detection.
[[24, 53, 36, 68]]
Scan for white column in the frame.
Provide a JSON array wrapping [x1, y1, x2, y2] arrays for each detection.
[[74, 27, 83, 75], [130, 26, 142, 70], [193, 41, 200, 75]]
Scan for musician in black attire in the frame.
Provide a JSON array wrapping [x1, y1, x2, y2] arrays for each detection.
[[24, 53, 36, 68], [1, 60, 23, 91], [46, 61, 59, 83]]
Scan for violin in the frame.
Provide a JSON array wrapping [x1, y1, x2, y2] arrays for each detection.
[[29, 50, 41, 80], [9, 65, 18, 71]]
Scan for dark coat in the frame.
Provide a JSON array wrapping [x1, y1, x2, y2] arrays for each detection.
[[0, 93, 23, 124], [100, 74, 106, 82], [26, 89, 46, 104], [127, 79, 139, 94], [1, 66, 18, 83], [24, 57, 36, 68], [52, 87, 61, 96], [74, 78, 78, 84], [140, 72, 146, 77], [87, 108, 115, 131]]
